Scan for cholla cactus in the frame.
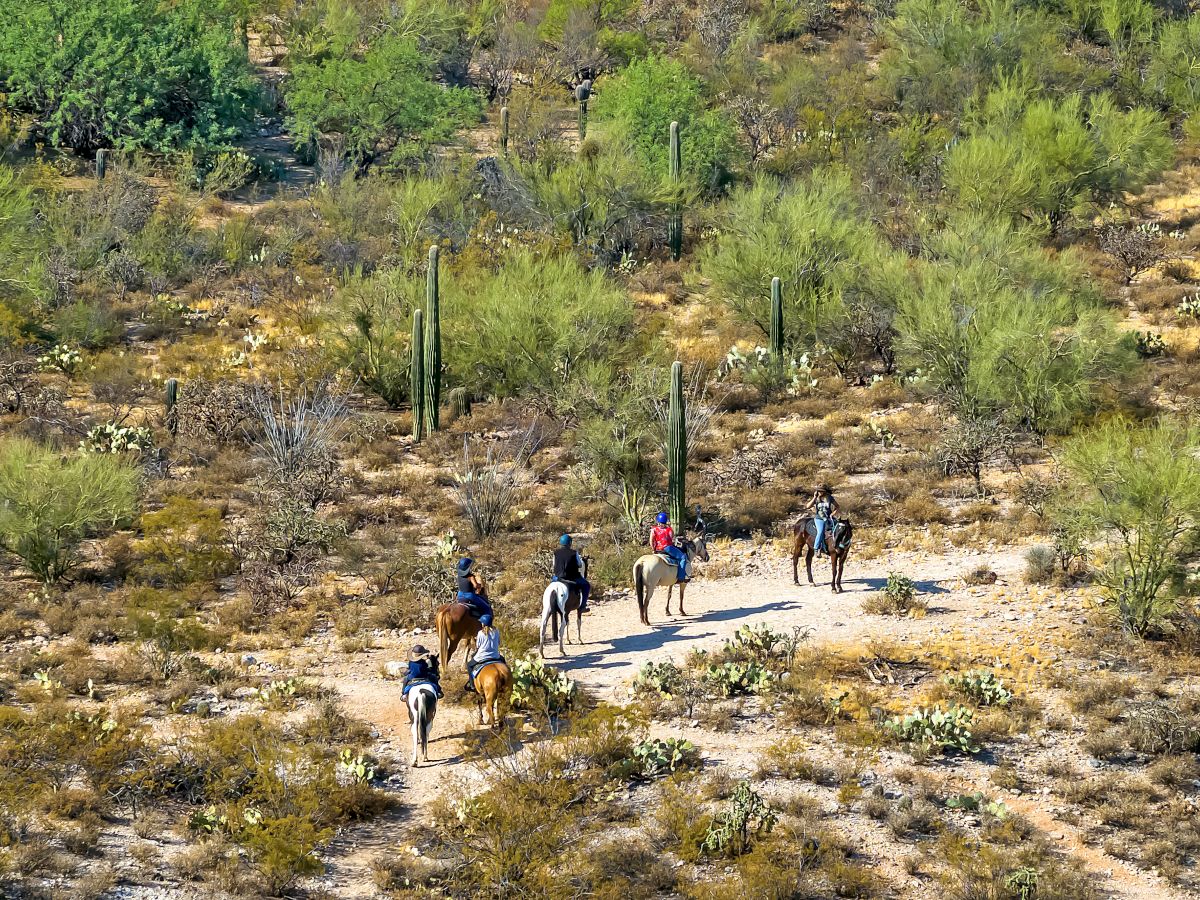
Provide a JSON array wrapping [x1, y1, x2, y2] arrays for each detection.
[[80, 422, 154, 454]]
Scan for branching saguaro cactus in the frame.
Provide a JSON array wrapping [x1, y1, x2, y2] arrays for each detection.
[[423, 245, 442, 435], [411, 309, 425, 441], [667, 360, 687, 529], [770, 277, 784, 360], [575, 80, 592, 141], [499, 106, 509, 157], [668, 121, 682, 261]]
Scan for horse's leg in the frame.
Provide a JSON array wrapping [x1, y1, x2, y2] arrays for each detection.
[[559, 608, 566, 656], [410, 700, 419, 767], [665, 582, 673, 617], [576, 607, 582, 645], [539, 604, 549, 658], [830, 549, 838, 593], [642, 582, 653, 626], [792, 541, 800, 585], [678, 581, 687, 617], [806, 546, 815, 585]]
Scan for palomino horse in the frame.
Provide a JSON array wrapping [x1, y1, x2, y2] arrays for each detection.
[[406, 683, 438, 767], [473, 661, 512, 729], [791, 517, 853, 592], [437, 597, 485, 671], [632, 533, 710, 626], [539, 558, 588, 658]]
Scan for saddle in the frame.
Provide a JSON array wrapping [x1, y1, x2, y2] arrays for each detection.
[[804, 518, 851, 550]]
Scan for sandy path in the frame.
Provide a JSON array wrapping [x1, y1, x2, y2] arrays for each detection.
[[311, 539, 1181, 900]]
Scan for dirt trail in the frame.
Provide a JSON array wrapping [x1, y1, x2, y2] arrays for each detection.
[[313, 539, 1180, 900]]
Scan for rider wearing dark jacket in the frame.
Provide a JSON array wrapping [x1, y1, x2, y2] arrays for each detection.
[[403, 644, 443, 723], [456, 558, 493, 618], [552, 534, 591, 612]]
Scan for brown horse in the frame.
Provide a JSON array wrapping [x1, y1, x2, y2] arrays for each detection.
[[473, 661, 512, 729], [437, 602, 483, 671], [792, 517, 852, 593]]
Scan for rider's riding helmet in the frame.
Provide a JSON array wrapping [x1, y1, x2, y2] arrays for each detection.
[[655, 512, 669, 524], [479, 613, 494, 628], [559, 534, 572, 546], [456, 557, 474, 575]]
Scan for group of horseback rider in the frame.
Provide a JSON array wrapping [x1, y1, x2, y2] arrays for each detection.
[[398, 486, 840, 709]]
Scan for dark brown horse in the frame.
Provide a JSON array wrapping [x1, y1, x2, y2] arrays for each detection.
[[792, 517, 852, 593]]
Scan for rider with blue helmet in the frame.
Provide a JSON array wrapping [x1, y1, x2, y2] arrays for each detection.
[[552, 534, 591, 612], [650, 512, 688, 582]]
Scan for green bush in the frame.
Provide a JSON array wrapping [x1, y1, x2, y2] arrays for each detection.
[[510, 656, 577, 716], [0, 439, 138, 582], [1057, 417, 1200, 636], [704, 660, 775, 697], [0, 0, 259, 153], [614, 737, 700, 781], [943, 670, 1013, 707], [1023, 546, 1057, 584], [700, 781, 778, 857], [133, 497, 235, 588], [885, 704, 979, 755]]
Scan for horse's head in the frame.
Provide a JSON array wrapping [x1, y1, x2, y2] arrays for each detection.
[[684, 531, 710, 563]]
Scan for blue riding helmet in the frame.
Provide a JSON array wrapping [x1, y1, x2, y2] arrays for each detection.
[[655, 512, 669, 524], [479, 613, 493, 627], [456, 557, 474, 575], [559, 534, 572, 546]]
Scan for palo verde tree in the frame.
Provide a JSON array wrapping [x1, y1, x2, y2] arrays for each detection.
[[1057, 418, 1200, 637], [0, 0, 260, 154]]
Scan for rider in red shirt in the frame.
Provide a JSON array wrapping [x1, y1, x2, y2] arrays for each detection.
[[650, 512, 688, 582]]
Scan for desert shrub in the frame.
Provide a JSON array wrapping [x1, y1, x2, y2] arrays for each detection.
[[935, 413, 1016, 495], [886, 705, 979, 755], [0, 165, 45, 327], [286, 32, 480, 167], [704, 660, 775, 697], [249, 381, 348, 509], [943, 670, 1013, 707], [1023, 546, 1057, 585], [1056, 418, 1200, 636], [701, 781, 778, 857], [510, 657, 577, 716], [613, 737, 700, 781], [0, 0, 259, 153], [174, 378, 256, 445], [634, 660, 687, 696], [52, 300, 123, 351], [0, 439, 138, 582], [1149, 14, 1200, 114], [1122, 699, 1200, 755], [133, 497, 234, 587], [451, 434, 531, 539], [862, 572, 927, 616]]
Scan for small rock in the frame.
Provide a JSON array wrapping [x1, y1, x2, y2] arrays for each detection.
[[241, 655, 257, 666], [384, 661, 405, 678]]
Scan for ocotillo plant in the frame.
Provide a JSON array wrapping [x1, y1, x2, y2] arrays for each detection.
[[668, 121, 682, 261], [770, 277, 784, 360], [667, 360, 687, 529], [411, 309, 425, 441], [423, 245, 442, 434], [165, 378, 179, 433], [96, 149, 109, 181], [499, 106, 509, 157], [575, 80, 592, 141]]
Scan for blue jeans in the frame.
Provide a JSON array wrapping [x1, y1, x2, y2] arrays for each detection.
[[553, 577, 591, 609], [815, 517, 837, 553], [660, 545, 688, 581], [457, 591, 492, 618]]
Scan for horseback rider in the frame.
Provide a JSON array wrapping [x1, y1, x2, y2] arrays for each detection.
[[455, 557, 493, 619], [466, 613, 504, 693], [650, 512, 688, 583], [552, 534, 591, 613], [807, 485, 841, 555], [402, 644, 443, 723]]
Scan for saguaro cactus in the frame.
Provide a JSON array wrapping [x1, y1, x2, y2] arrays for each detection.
[[770, 277, 784, 361], [165, 378, 179, 433], [96, 149, 109, 181], [668, 121, 682, 261], [667, 360, 687, 529], [499, 106, 509, 157], [575, 80, 592, 141], [423, 245, 442, 434], [411, 309, 425, 441]]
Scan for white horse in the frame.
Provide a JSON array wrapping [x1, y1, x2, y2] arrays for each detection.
[[406, 683, 438, 767], [539, 581, 583, 657], [632, 533, 709, 626]]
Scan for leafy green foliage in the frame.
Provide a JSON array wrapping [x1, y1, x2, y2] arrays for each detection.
[[633, 660, 687, 696], [886, 704, 980, 755], [592, 55, 741, 191], [943, 670, 1013, 707], [1057, 418, 1200, 636], [0, 439, 138, 582], [1149, 15, 1200, 114], [510, 656, 577, 715], [0, 0, 259, 153], [614, 737, 699, 780], [285, 32, 480, 166], [703, 660, 775, 696], [0, 164, 44, 336]]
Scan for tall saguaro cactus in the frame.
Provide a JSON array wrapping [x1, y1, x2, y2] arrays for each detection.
[[96, 149, 109, 181], [668, 121, 682, 261], [575, 80, 592, 141], [667, 360, 687, 529], [423, 245, 442, 435], [499, 106, 509, 157], [165, 378, 179, 433], [770, 277, 784, 360], [411, 309, 425, 441]]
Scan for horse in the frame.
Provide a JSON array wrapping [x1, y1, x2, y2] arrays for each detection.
[[406, 683, 438, 767], [632, 533, 710, 626], [539, 557, 588, 658], [791, 516, 853, 593], [473, 661, 512, 729], [437, 600, 484, 671]]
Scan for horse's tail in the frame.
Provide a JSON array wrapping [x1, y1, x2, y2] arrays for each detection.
[[415, 690, 431, 757], [551, 597, 559, 642], [635, 560, 646, 610], [438, 610, 449, 670]]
